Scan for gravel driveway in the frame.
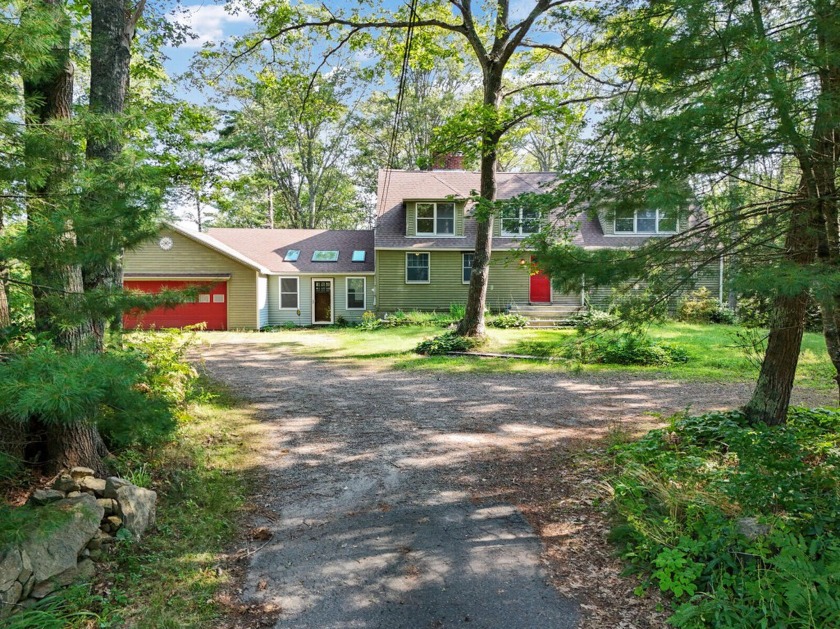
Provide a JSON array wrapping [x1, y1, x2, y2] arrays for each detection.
[[199, 337, 830, 629]]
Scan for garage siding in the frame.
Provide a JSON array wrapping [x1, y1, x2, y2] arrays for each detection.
[[123, 229, 259, 329]]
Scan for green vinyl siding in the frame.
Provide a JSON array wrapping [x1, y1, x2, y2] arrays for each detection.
[[587, 257, 723, 310], [124, 229, 259, 329], [266, 275, 375, 326], [406, 202, 465, 237], [375, 250, 529, 312]]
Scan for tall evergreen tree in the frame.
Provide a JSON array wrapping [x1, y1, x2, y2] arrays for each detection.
[[537, 0, 840, 423]]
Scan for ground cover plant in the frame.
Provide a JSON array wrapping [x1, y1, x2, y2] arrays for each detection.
[[3, 377, 268, 628], [608, 407, 840, 628]]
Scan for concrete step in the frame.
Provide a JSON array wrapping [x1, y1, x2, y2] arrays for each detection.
[[512, 307, 582, 317]]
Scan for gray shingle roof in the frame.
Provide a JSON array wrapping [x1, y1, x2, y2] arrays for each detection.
[[206, 228, 375, 273], [374, 169, 662, 250]]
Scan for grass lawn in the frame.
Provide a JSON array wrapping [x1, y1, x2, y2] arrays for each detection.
[[220, 322, 836, 388], [7, 378, 268, 629]]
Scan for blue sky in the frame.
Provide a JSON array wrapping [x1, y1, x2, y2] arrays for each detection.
[[163, 1, 257, 100], [160, 0, 538, 101]]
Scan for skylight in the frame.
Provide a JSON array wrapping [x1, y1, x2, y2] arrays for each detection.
[[312, 250, 339, 262], [351, 250, 366, 262], [284, 249, 300, 262]]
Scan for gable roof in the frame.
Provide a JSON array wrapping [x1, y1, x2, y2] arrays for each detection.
[[374, 169, 660, 249], [165, 222, 271, 274], [206, 228, 375, 273]]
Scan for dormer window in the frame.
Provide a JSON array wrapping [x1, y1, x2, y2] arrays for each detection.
[[501, 206, 541, 236], [416, 202, 455, 235], [614, 208, 678, 234]]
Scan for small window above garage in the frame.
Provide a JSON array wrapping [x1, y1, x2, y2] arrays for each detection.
[[312, 250, 339, 262], [284, 249, 300, 261], [351, 250, 366, 262]]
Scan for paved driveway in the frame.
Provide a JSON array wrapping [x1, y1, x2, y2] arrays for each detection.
[[199, 338, 825, 629]]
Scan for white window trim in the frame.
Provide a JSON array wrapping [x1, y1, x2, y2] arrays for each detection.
[[405, 252, 431, 284], [500, 208, 542, 237], [614, 209, 679, 235], [345, 277, 366, 310], [279, 276, 300, 310], [462, 252, 473, 284], [415, 202, 457, 236]]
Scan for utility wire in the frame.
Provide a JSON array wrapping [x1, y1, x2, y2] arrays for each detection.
[[375, 0, 420, 227]]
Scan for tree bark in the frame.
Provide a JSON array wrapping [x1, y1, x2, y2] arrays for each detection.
[[23, 0, 91, 352], [0, 209, 10, 329], [81, 0, 144, 351], [457, 66, 504, 338], [22, 0, 107, 472], [743, 202, 818, 425], [820, 296, 840, 402], [42, 419, 110, 476]]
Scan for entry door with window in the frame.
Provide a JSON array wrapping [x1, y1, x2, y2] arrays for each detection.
[[312, 279, 333, 324]]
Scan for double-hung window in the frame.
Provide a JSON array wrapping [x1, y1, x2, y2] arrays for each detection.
[[280, 277, 299, 309], [462, 253, 473, 284], [500, 206, 541, 236], [415, 202, 455, 235], [614, 208, 678, 234], [346, 277, 366, 309], [406, 252, 430, 283]]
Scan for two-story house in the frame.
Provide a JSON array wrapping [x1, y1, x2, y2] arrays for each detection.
[[121, 166, 723, 330]]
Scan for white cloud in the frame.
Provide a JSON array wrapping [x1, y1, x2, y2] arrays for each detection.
[[172, 4, 253, 49]]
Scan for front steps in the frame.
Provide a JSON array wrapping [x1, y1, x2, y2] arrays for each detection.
[[509, 303, 583, 328]]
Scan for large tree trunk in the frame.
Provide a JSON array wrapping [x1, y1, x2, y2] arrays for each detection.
[[23, 0, 107, 472], [820, 296, 840, 402], [743, 199, 819, 424], [457, 67, 503, 338], [42, 420, 109, 476], [0, 209, 10, 329], [742, 292, 810, 424], [81, 0, 144, 351], [23, 0, 91, 353]]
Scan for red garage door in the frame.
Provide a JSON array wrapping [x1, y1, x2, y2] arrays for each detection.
[[123, 280, 228, 331]]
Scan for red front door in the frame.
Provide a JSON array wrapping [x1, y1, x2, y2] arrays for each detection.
[[123, 280, 228, 331], [529, 257, 551, 303]]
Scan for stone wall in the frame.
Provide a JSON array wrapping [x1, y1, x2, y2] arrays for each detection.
[[1, 467, 156, 619]]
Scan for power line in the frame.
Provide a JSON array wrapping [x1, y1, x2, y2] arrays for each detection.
[[375, 0, 420, 227]]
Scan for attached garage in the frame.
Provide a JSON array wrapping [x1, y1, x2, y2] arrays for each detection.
[[122, 225, 270, 331], [123, 277, 229, 331]]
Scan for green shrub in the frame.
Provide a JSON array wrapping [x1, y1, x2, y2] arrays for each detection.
[[488, 313, 529, 328], [359, 310, 380, 330], [449, 303, 466, 320], [738, 292, 823, 331], [564, 332, 689, 366], [0, 346, 177, 451], [569, 309, 620, 333], [609, 407, 840, 628], [414, 331, 482, 355], [677, 287, 733, 324], [382, 310, 452, 327], [121, 328, 199, 407]]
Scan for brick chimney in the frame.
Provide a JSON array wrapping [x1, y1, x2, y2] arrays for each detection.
[[433, 153, 465, 170]]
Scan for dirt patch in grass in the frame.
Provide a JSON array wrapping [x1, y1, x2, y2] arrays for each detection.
[[461, 437, 671, 629]]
